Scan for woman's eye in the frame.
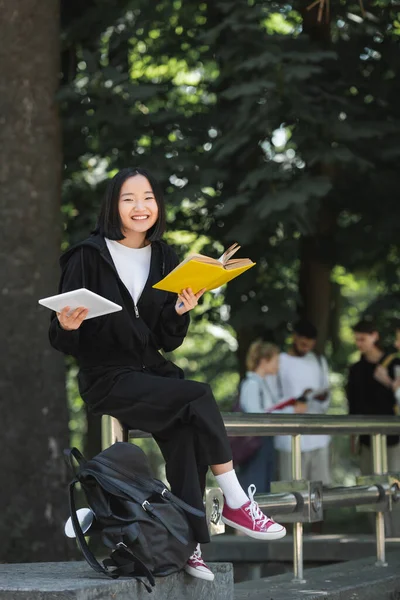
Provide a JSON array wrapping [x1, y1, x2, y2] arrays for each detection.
[[145, 197, 154, 201]]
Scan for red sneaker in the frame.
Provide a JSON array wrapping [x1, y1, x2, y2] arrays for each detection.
[[222, 484, 286, 540], [185, 544, 215, 581]]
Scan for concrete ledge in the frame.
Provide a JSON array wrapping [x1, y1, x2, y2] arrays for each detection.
[[203, 534, 400, 563], [234, 551, 400, 600], [0, 561, 233, 600]]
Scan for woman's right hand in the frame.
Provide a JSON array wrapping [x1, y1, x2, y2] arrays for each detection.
[[57, 306, 89, 331]]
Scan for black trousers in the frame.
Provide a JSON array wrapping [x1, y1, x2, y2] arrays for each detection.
[[82, 366, 232, 543]]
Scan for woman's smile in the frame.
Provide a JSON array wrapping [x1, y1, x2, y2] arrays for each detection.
[[131, 215, 150, 220]]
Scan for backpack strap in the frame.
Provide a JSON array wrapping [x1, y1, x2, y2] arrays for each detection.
[[64, 448, 87, 477], [103, 546, 155, 591], [143, 502, 189, 545], [68, 479, 117, 578], [160, 487, 205, 517], [68, 479, 155, 590]]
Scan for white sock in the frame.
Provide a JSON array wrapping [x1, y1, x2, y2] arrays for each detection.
[[215, 470, 249, 509]]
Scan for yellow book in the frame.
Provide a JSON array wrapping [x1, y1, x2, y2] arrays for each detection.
[[153, 243, 256, 294]]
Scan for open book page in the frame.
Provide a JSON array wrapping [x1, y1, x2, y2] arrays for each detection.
[[225, 258, 254, 270], [168, 243, 249, 273], [168, 253, 221, 273], [220, 243, 241, 265], [192, 255, 252, 269]]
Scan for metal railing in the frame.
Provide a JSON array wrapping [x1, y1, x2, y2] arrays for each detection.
[[102, 413, 400, 583]]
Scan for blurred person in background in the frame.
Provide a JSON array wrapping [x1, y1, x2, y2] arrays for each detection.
[[270, 319, 331, 485], [347, 319, 400, 536], [236, 340, 308, 494]]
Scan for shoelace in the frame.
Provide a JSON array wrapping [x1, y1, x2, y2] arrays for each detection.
[[190, 543, 203, 562], [245, 484, 271, 529]]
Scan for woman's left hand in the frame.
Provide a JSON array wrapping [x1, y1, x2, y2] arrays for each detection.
[[175, 288, 206, 315]]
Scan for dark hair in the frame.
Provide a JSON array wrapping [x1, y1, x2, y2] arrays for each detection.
[[95, 167, 166, 241], [293, 319, 318, 340], [353, 319, 379, 335]]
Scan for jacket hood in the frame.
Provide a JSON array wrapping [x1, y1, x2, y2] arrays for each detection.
[[59, 234, 107, 269]]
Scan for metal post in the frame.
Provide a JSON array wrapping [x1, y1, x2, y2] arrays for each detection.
[[292, 434, 302, 480], [372, 433, 387, 567], [291, 434, 305, 583], [381, 435, 388, 474]]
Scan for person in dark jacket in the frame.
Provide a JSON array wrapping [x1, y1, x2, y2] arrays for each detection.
[[49, 167, 286, 581], [347, 319, 400, 536]]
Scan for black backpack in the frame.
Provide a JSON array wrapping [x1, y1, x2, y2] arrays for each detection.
[[65, 442, 204, 592]]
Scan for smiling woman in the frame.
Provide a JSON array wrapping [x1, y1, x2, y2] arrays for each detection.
[[49, 167, 286, 583]]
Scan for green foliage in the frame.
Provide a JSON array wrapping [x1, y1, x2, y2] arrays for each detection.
[[66, 359, 86, 449], [60, 0, 400, 390]]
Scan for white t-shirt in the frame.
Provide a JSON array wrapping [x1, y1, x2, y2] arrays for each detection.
[[105, 239, 151, 304], [267, 351, 331, 452]]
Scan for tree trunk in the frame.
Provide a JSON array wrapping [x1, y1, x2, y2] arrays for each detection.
[[298, 233, 333, 353], [0, 0, 72, 561], [297, 1, 335, 354]]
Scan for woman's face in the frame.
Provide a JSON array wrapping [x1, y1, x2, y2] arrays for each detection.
[[118, 175, 159, 239], [261, 354, 279, 375]]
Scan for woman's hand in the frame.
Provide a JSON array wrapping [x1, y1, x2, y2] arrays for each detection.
[[175, 288, 206, 316], [57, 306, 89, 331], [294, 400, 308, 414]]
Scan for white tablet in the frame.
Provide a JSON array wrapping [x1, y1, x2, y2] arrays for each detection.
[[38, 288, 122, 320]]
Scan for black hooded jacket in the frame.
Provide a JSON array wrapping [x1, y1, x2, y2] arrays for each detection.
[[49, 234, 190, 377]]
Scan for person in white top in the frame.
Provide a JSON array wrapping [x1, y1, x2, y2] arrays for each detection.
[[237, 341, 307, 493], [268, 319, 331, 485]]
